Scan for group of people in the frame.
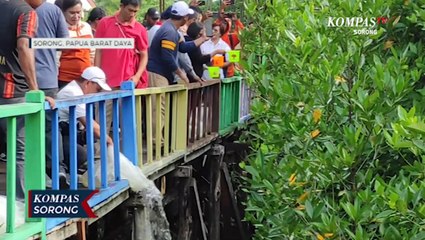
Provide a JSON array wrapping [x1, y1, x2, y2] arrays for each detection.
[[0, 0, 243, 200], [144, 0, 244, 82]]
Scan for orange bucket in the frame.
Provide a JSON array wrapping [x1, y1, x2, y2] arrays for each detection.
[[212, 55, 224, 67]]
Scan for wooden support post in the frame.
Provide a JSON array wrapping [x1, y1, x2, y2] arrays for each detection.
[[178, 178, 192, 240], [76, 220, 87, 240], [222, 162, 249, 240], [208, 144, 224, 240], [133, 207, 153, 240], [171, 166, 193, 178], [161, 176, 167, 195], [191, 179, 208, 240]]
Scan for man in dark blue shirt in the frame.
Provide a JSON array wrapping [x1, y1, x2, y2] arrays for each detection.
[[147, 1, 208, 86], [147, 1, 208, 146]]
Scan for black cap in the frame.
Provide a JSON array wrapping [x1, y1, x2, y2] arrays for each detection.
[[161, 6, 172, 20], [88, 7, 106, 22], [147, 7, 160, 19]]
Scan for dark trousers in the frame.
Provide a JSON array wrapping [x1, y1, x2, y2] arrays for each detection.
[[43, 88, 67, 176], [0, 97, 26, 201], [58, 80, 68, 89], [59, 122, 87, 171]]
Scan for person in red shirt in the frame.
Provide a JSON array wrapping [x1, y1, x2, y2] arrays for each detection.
[[94, 0, 148, 139], [94, 0, 148, 89]]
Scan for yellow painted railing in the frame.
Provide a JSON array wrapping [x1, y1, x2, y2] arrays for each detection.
[[134, 85, 188, 168]]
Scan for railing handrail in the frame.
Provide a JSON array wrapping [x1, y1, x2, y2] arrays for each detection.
[[44, 90, 133, 110], [134, 85, 186, 95], [0, 103, 43, 118], [221, 76, 242, 84], [187, 79, 221, 90]]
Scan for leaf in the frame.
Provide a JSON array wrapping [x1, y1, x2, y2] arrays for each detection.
[[397, 106, 408, 120], [408, 106, 416, 118], [383, 130, 394, 145], [392, 15, 401, 26], [375, 210, 394, 219], [324, 142, 336, 154], [393, 141, 413, 149], [245, 166, 260, 178], [374, 178, 385, 196], [263, 179, 275, 193], [413, 139, 425, 152], [285, 30, 296, 43], [305, 200, 314, 219], [341, 202, 356, 221], [355, 225, 365, 239], [411, 232, 425, 240], [406, 122, 425, 135], [354, 126, 362, 143]]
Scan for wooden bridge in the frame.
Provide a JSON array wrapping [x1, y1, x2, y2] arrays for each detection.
[[0, 77, 251, 240]]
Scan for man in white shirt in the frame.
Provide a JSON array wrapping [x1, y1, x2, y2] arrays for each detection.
[[57, 67, 113, 172]]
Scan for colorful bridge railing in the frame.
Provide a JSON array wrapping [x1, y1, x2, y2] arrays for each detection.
[[134, 85, 188, 172], [1, 91, 46, 240], [1, 77, 251, 239], [239, 77, 252, 121], [43, 82, 137, 231], [220, 77, 242, 135], [187, 80, 221, 150]]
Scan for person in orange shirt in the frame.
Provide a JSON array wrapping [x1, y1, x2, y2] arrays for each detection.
[[214, 1, 244, 77], [215, 0, 244, 48], [56, 0, 93, 88]]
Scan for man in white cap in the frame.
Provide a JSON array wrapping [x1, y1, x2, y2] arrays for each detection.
[[147, 1, 208, 144], [57, 66, 113, 173]]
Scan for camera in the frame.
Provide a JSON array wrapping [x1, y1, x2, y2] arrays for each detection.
[[224, 12, 235, 18]]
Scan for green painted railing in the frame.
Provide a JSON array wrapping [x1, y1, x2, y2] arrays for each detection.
[[0, 91, 46, 240], [219, 77, 242, 135]]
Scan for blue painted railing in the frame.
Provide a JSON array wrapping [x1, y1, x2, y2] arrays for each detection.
[[43, 82, 137, 231]]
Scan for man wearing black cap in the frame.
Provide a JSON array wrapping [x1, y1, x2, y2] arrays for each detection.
[[143, 7, 161, 30]]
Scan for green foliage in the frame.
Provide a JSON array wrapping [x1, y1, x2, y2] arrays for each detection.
[[94, 0, 227, 22], [240, 0, 425, 239], [95, 0, 175, 21]]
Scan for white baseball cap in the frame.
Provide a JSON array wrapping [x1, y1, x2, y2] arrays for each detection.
[[171, 1, 194, 17], [81, 66, 111, 91]]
